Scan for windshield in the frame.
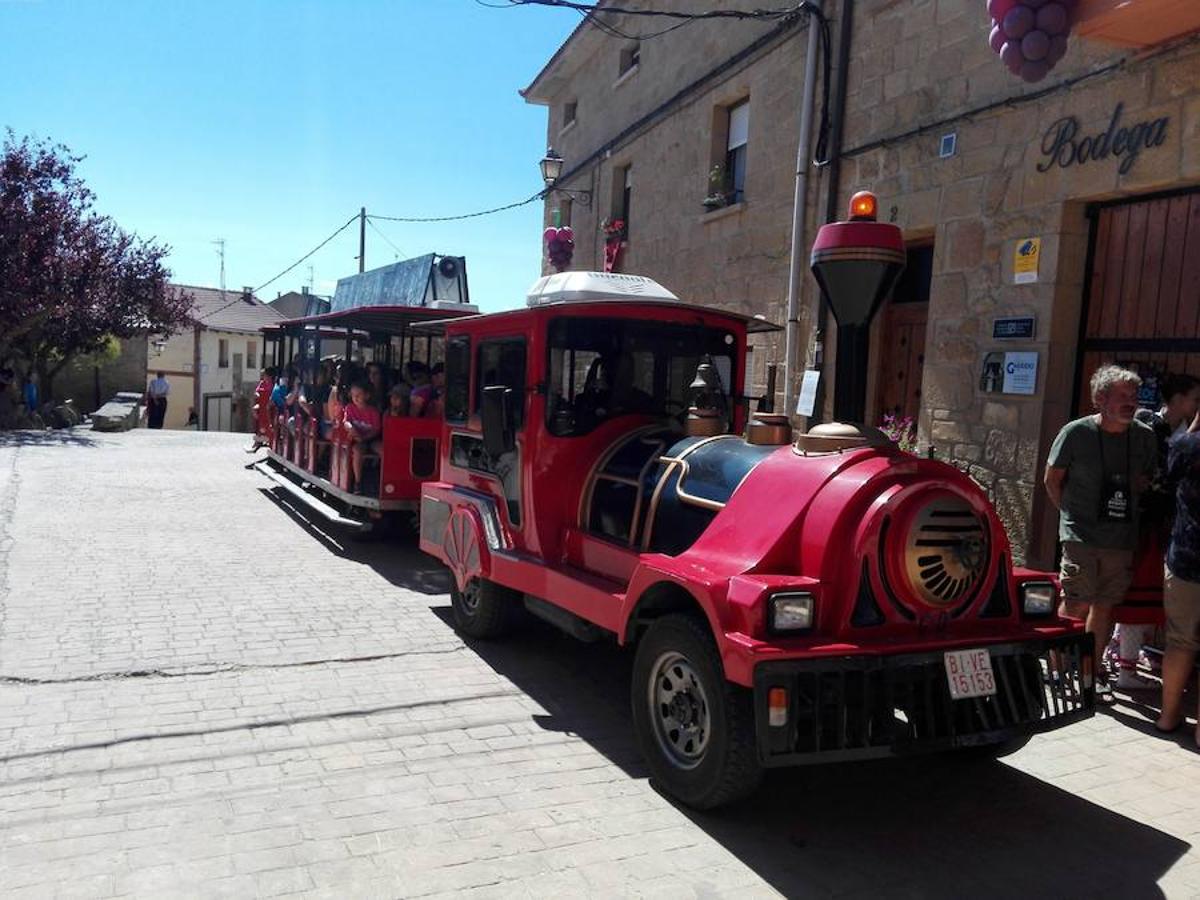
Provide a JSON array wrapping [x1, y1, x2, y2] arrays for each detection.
[[546, 316, 737, 437]]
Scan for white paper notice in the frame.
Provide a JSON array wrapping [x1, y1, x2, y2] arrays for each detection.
[[796, 369, 820, 416], [1002, 351, 1038, 395]]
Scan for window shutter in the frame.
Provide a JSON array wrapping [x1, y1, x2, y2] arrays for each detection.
[[727, 102, 749, 151]]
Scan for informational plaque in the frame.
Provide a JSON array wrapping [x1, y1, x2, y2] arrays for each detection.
[[1013, 238, 1040, 284]]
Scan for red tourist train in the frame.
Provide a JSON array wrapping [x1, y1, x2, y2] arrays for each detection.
[[413, 265, 1094, 809], [256, 199, 1098, 809]]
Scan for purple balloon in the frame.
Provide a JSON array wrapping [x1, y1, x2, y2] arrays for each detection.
[[1022, 29, 1050, 60], [1024, 0, 1048, 8], [1046, 33, 1069, 64], [988, 0, 1018, 19], [1000, 40, 1024, 73], [990, 23, 1006, 54], [1003, 4, 1035, 38], [1021, 59, 1050, 82], [1037, 2, 1068, 35]]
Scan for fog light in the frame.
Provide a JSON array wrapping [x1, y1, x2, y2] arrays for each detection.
[[1021, 581, 1056, 617], [769, 592, 814, 633], [768, 687, 789, 727]]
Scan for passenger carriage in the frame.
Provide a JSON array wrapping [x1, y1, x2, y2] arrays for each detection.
[[254, 300, 475, 531]]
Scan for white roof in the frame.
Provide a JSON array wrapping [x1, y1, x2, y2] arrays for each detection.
[[526, 271, 680, 307]]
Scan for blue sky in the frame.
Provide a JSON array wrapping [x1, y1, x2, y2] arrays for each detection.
[[1, 0, 580, 311]]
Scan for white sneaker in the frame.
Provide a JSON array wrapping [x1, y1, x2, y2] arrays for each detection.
[[1114, 669, 1149, 691]]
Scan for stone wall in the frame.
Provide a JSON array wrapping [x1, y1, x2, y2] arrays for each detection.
[[52, 337, 149, 416], [838, 1, 1200, 563]]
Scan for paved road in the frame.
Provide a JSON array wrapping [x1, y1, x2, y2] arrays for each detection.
[[0, 428, 1198, 898]]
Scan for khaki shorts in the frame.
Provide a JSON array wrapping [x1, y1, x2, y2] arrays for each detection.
[[1164, 566, 1200, 653], [1059, 542, 1134, 606]]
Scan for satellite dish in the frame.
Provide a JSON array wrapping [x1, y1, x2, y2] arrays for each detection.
[[438, 257, 459, 280]]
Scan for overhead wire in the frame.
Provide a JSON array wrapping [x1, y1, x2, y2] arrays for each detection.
[[479, 1, 803, 22], [369, 191, 544, 223], [253, 213, 360, 294], [366, 216, 407, 260]]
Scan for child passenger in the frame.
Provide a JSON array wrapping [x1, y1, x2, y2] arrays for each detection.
[[343, 381, 381, 491]]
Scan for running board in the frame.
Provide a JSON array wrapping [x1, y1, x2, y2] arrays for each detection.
[[253, 461, 371, 531]]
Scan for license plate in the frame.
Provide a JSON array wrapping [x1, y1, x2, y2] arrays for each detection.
[[944, 648, 996, 700]]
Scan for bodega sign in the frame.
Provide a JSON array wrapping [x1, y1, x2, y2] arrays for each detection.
[[1037, 103, 1169, 176]]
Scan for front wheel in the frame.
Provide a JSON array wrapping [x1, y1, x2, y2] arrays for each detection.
[[956, 734, 1033, 761], [631, 614, 762, 809], [450, 577, 520, 640]]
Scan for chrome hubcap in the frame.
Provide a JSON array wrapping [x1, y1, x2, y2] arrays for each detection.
[[648, 651, 711, 770]]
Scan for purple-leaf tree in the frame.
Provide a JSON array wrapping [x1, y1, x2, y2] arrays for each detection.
[[0, 131, 193, 398]]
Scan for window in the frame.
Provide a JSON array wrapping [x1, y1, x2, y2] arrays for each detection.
[[475, 339, 527, 428], [546, 317, 737, 437], [444, 335, 471, 423], [562, 100, 577, 129], [724, 100, 749, 203], [218, 338, 229, 369], [611, 165, 631, 239], [619, 43, 640, 77], [246, 340, 257, 370]]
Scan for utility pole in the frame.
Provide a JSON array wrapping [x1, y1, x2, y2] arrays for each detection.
[[307, 264, 315, 293], [358, 207, 366, 273], [782, 1, 823, 418]]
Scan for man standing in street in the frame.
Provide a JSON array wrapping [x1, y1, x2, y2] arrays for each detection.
[[146, 371, 170, 429], [1044, 365, 1157, 695]]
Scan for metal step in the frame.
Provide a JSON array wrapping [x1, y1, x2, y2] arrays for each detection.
[[253, 461, 371, 531]]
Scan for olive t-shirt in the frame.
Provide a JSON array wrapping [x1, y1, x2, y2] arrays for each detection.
[[1047, 415, 1157, 550]]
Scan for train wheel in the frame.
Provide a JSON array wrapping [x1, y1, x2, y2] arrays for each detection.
[[631, 614, 762, 810], [451, 577, 520, 640]]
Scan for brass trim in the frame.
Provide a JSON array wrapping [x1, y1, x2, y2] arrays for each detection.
[[578, 425, 669, 543], [640, 434, 733, 551]]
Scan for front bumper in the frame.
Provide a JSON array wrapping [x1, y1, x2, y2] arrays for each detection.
[[753, 634, 1094, 766]]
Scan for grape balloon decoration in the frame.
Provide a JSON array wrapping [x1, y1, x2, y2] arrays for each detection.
[[544, 225, 575, 273], [986, 0, 1074, 83]]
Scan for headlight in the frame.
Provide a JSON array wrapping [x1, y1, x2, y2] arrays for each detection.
[[1020, 581, 1056, 617], [770, 592, 814, 633]]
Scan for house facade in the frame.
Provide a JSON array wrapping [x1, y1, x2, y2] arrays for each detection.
[[523, 0, 1200, 569], [147, 285, 283, 431]]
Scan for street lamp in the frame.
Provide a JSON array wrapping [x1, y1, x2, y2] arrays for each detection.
[[539, 148, 591, 206]]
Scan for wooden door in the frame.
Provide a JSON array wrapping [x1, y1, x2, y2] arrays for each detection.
[[876, 301, 928, 425], [1077, 190, 1200, 413]]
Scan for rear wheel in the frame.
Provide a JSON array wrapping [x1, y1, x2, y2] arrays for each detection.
[[451, 577, 520, 639], [631, 614, 762, 809]]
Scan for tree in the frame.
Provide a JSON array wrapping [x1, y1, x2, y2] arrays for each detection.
[[0, 131, 192, 398]]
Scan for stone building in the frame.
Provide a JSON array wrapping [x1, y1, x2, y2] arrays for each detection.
[[523, 0, 1200, 568]]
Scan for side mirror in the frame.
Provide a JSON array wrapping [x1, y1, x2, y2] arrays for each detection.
[[481, 384, 515, 456]]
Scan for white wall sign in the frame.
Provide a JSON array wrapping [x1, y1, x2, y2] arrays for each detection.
[[1002, 351, 1038, 395], [796, 369, 820, 416]]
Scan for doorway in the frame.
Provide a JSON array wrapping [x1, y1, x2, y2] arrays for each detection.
[[1075, 188, 1200, 414], [874, 244, 933, 427]]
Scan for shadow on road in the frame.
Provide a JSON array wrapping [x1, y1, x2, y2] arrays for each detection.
[[0, 428, 100, 448], [259, 487, 450, 595], [433, 606, 1190, 898]]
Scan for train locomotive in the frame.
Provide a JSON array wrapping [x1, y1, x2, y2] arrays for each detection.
[[417, 194, 1095, 809]]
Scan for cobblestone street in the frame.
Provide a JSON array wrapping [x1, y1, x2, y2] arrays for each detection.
[[1, 428, 1199, 898]]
